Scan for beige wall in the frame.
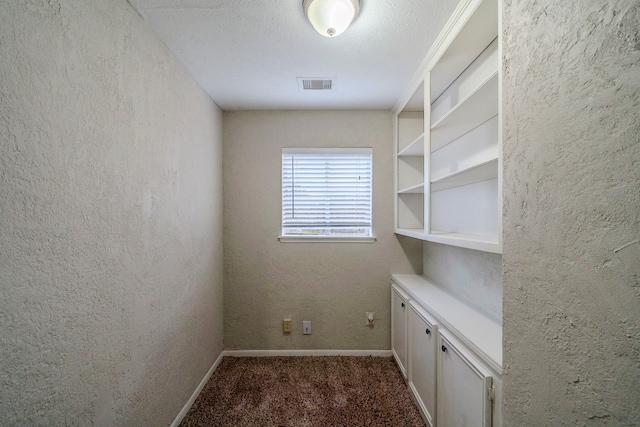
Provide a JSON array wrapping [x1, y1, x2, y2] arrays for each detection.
[[223, 111, 422, 350], [0, 1, 224, 425], [503, 0, 640, 424]]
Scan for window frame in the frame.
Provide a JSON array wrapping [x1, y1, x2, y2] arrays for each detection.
[[279, 147, 376, 243]]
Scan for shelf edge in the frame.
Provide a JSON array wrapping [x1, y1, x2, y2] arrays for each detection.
[[430, 158, 498, 192], [430, 71, 498, 130], [395, 229, 428, 240], [425, 232, 502, 254], [398, 183, 425, 194], [398, 133, 425, 157]]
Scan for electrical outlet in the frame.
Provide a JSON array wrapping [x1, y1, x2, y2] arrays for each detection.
[[303, 320, 311, 335], [366, 312, 375, 326], [283, 318, 292, 333]]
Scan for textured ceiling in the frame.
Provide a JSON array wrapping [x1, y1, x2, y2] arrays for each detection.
[[127, 0, 457, 110]]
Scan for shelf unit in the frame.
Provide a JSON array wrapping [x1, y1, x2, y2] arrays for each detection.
[[393, 0, 502, 254], [392, 275, 502, 426], [394, 82, 426, 234]]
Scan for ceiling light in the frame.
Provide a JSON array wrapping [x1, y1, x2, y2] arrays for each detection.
[[303, 0, 360, 38]]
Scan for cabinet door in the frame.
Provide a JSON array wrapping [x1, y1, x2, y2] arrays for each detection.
[[408, 303, 437, 427], [438, 334, 493, 427], [391, 285, 409, 377]]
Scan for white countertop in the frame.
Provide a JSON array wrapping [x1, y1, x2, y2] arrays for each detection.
[[392, 274, 502, 374]]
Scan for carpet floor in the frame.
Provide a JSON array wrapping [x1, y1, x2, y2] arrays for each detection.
[[179, 356, 425, 427]]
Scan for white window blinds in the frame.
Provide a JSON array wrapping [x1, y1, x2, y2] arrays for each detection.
[[282, 148, 372, 237]]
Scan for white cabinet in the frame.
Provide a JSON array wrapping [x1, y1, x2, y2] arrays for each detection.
[[391, 275, 502, 426], [391, 284, 409, 378], [438, 333, 493, 427], [393, 0, 502, 254], [408, 302, 438, 427]]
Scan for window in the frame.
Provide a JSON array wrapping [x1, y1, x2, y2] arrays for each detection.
[[280, 148, 374, 242]]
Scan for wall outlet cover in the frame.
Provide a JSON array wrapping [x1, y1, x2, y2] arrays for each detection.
[[283, 318, 292, 333], [366, 312, 375, 326], [303, 320, 311, 335]]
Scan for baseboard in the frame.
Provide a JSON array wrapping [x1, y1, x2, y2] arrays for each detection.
[[170, 351, 225, 427], [171, 349, 393, 425], [224, 349, 393, 357]]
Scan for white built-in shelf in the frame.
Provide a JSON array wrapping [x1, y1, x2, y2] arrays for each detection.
[[430, 72, 499, 152], [395, 228, 428, 240], [391, 274, 502, 374], [398, 182, 425, 194], [428, 230, 500, 253], [430, 158, 498, 192], [398, 133, 425, 157], [394, 0, 501, 254], [429, 0, 499, 101]]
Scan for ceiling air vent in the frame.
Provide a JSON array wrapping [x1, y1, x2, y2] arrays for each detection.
[[297, 77, 336, 91]]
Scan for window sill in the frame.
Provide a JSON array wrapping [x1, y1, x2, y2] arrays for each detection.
[[278, 235, 377, 243]]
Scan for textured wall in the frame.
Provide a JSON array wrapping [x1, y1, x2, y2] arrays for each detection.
[[223, 111, 422, 350], [502, 0, 640, 424], [0, 1, 224, 425], [423, 242, 502, 321]]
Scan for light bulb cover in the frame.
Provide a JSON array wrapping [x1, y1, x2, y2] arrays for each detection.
[[303, 0, 360, 37]]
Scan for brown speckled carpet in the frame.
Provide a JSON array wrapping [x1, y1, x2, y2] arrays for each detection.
[[179, 356, 425, 427]]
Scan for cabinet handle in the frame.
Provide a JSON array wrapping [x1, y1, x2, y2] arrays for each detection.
[[441, 345, 447, 352], [426, 329, 431, 335], [401, 302, 405, 308]]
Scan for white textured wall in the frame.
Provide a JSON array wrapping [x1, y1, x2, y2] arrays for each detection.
[[223, 111, 422, 350], [423, 242, 502, 321], [503, 0, 640, 424], [0, 1, 224, 425]]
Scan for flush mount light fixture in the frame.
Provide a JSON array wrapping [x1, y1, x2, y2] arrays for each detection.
[[303, 0, 360, 37]]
